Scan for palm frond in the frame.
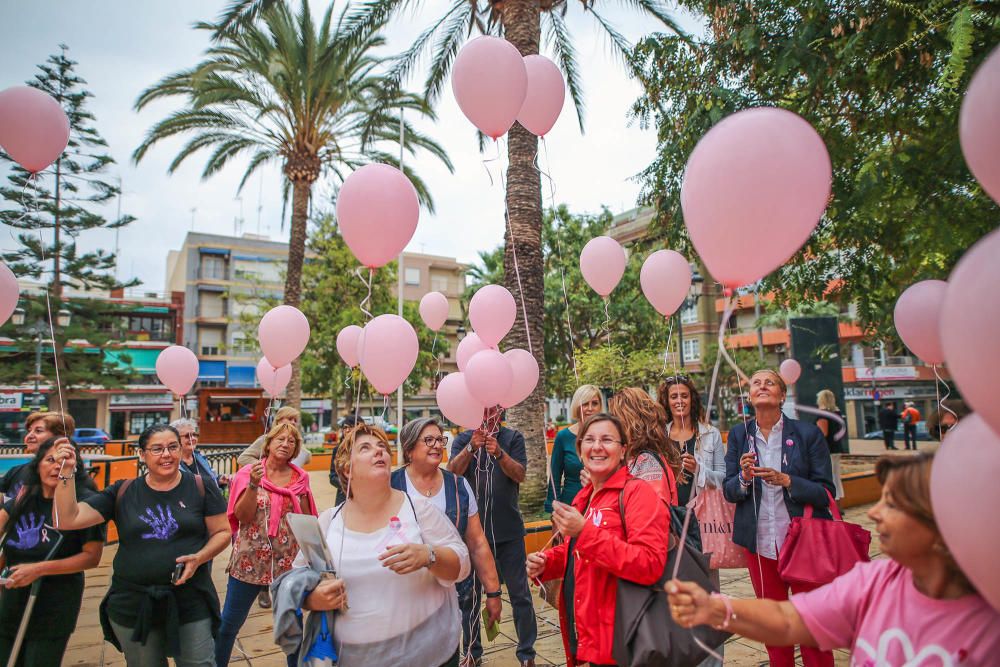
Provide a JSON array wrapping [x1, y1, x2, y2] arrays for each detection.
[[544, 11, 586, 131], [610, 0, 691, 42], [211, 0, 281, 39], [585, 6, 632, 63], [424, 1, 477, 103]]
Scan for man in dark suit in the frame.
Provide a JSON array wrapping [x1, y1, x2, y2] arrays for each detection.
[[879, 401, 900, 450]]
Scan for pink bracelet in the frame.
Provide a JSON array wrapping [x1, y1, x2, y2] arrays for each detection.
[[710, 592, 735, 629]]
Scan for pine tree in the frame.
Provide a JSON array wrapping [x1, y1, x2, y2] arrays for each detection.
[[0, 45, 138, 394]]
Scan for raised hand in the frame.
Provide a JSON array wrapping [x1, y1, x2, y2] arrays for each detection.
[[8, 513, 44, 550], [139, 504, 179, 541]]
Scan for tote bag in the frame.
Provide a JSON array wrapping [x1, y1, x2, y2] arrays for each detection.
[[690, 486, 743, 569]]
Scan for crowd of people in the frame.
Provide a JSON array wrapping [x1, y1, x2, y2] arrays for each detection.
[[0, 369, 996, 667]]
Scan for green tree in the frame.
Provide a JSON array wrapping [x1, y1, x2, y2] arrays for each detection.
[[0, 46, 137, 399], [133, 1, 451, 407], [631, 0, 998, 338], [212, 0, 687, 513], [299, 214, 446, 422]]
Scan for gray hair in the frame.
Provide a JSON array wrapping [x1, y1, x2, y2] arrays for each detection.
[[170, 418, 199, 432], [399, 417, 442, 464]]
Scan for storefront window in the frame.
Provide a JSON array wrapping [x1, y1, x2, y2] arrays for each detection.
[[129, 411, 170, 435], [205, 397, 256, 422]]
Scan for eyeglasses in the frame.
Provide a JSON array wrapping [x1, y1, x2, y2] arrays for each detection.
[[421, 436, 446, 448], [580, 436, 622, 447], [182, 432, 199, 441], [146, 443, 181, 457]]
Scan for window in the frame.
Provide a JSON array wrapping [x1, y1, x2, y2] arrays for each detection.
[[200, 328, 223, 356], [201, 255, 226, 280], [130, 411, 169, 434], [405, 267, 421, 286], [200, 293, 225, 318], [430, 274, 449, 293], [230, 333, 255, 356], [682, 338, 700, 363], [680, 302, 698, 324]]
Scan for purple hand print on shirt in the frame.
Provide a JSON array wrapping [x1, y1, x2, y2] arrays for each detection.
[[8, 512, 43, 550], [139, 505, 179, 541]]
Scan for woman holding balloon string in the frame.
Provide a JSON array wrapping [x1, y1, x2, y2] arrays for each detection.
[[670, 453, 1000, 665]]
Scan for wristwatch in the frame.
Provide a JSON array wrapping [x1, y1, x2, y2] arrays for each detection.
[[492, 448, 504, 461], [485, 590, 502, 599], [466, 442, 475, 454], [425, 545, 437, 569]]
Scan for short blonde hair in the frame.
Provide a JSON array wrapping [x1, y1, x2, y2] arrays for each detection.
[[751, 369, 787, 396], [570, 384, 603, 422], [262, 421, 303, 460], [334, 424, 391, 497], [25, 411, 75, 438], [816, 389, 838, 412], [274, 406, 300, 424]]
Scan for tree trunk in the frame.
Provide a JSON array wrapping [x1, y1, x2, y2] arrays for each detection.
[[502, 0, 546, 514], [283, 177, 312, 409]]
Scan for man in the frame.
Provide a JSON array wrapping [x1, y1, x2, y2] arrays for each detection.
[[0, 411, 76, 499], [900, 401, 922, 451], [170, 418, 222, 485], [878, 401, 900, 451], [449, 407, 536, 667]]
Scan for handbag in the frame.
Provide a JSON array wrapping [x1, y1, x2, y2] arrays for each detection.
[[777, 489, 871, 587], [612, 482, 730, 667], [639, 449, 703, 552], [690, 486, 743, 569]]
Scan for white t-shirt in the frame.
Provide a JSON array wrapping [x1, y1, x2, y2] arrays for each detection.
[[403, 470, 479, 517], [313, 493, 470, 667]]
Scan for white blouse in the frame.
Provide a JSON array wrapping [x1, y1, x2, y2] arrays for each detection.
[[311, 492, 470, 667]]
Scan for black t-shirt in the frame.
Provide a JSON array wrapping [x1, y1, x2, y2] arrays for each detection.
[[0, 463, 31, 498], [671, 436, 697, 506], [0, 492, 106, 638], [451, 426, 528, 544], [83, 471, 227, 626]]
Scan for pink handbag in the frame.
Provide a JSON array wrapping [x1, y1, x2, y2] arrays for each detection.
[[691, 486, 744, 569], [778, 489, 871, 587]]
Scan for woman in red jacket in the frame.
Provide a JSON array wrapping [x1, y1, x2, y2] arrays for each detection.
[[527, 413, 670, 667]]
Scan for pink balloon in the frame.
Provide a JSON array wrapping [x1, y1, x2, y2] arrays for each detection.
[[0, 262, 19, 326], [941, 228, 1000, 436], [469, 285, 516, 347], [681, 108, 831, 288], [336, 163, 419, 269], [640, 250, 692, 316], [500, 348, 539, 408], [893, 280, 948, 365], [451, 36, 528, 139], [258, 305, 310, 368], [960, 46, 1000, 205], [336, 325, 363, 368], [779, 359, 802, 385], [517, 55, 565, 137], [580, 236, 626, 297], [436, 372, 486, 429], [931, 413, 1000, 612], [155, 345, 199, 396], [256, 358, 292, 396], [358, 314, 418, 395], [0, 86, 70, 173], [419, 292, 450, 331], [465, 349, 513, 407], [456, 332, 490, 372]]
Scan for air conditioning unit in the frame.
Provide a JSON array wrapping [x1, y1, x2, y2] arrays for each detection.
[[774, 345, 787, 353]]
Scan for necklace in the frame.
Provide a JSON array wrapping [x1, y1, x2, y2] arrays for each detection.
[[410, 470, 440, 497]]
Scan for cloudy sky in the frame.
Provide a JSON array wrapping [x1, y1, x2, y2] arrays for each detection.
[[0, 1, 703, 292]]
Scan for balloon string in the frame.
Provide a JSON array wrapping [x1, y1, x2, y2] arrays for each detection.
[[603, 297, 612, 348], [793, 405, 846, 441], [536, 138, 577, 383], [481, 138, 501, 187], [659, 315, 675, 377], [356, 267, 374, 321], [933, 364, 958, 429], [431, 331, 441, 377], [498, 137, 534, 357]]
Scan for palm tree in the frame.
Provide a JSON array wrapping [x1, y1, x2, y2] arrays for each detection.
[[134, 1, 451, 407], [213, 0, 684, 511]]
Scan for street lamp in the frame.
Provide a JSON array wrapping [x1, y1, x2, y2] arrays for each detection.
[[676, 272, 705, 369], [10, 303, 72, 409]]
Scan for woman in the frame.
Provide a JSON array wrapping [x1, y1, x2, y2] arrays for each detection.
[[527, 413, 669, 667], [53, 424, 231, 665], [609, 387, 680, 507], [722, 369, 836, 667], [670, 453, 1000, 664], [171, 418, 220, 485], [546, 385, 603, 513], [815, 389, 847, 500], [658, 375, 725, 506], [391, 417, 503, 664], [927, 399, 970, 441], [293, 424, 470, 666], [216, 421, 318, 667], [0, 437, 104, 666], [0, 412, 76, 499]]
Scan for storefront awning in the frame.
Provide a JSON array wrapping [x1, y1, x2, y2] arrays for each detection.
[[228, 365, 256, 387], [105, 348, 160, 373], [199, 247, 230, 255], [198, 360, 226, 381]]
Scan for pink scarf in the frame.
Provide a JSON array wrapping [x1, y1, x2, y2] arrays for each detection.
[[228, 462, 318, 538]]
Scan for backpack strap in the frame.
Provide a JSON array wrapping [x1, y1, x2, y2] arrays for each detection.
[[116, 477, 136, 504]]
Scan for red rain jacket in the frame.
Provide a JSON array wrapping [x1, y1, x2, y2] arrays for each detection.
[[540, 467, 669, 666]]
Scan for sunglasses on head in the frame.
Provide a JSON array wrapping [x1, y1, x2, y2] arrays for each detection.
[[663, 374, 690, 384]]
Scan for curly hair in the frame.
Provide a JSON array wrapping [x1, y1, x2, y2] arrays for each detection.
[[334, 423, 392, 497], [609, 387, 681, 476], [656, 375, 705, 426]]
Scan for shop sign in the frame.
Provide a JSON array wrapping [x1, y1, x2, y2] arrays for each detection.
[[0, 393, 23, 411], [845, 385, 936, 400], [110, 393, 174, 407], [855, 366, 918, 381]]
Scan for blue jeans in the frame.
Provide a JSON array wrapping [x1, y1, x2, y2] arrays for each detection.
[[216, 576, 296, 667]]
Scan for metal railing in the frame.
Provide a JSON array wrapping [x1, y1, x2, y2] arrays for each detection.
[[0, 444, 105, 457]]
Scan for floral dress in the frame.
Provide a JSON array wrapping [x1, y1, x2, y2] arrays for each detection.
[[227, 481, 306, 585]]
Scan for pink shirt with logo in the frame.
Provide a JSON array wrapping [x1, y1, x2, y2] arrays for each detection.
[[791, 558, 1000, 666]]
